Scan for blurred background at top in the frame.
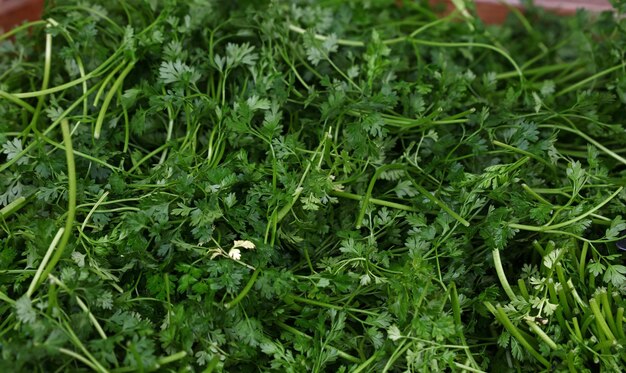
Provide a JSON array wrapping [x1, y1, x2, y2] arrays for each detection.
[[0, 0, 617, 32]]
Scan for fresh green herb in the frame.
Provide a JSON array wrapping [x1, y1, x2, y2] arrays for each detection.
[[1, 0, 626, 371]]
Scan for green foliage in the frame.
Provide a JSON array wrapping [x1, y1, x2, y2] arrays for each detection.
[[1, 0, 626, 371]]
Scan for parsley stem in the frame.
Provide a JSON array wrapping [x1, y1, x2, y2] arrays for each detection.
[[615, 308, 625, 340], [0, 90, 35, 113], [525, 320, 557, 350], [509, 187, 623, 232], [57, 348, 99, 372], [598, 291, 617, 336], [496, 62, 577, 80], [37, 120, 77, 286], [94, 60, 135, 139], [492, 141, 553, 170], [0, 290, 14, 304], [26, 228, 64, 298], [556, 62, 626, 97], [407, 175, 470, 227], [38, 131, 120, 171], [589, 298, 616, 342], [156, 351, 188, 367], [285, 294, 379, 316], [492, 249, 518, 302], [12, 52, 124, 99], [541, 124, 626, 166], [408, 39, 523, 80], [330, 190, 417, 212], [224, 268, 261, 309], [275, 320, 361, 363], [487, 303, 550, 368], [0, 196, 27, 219], [0, 20, 47, 41], [288, 24, 364, 47], [521, 184, 552, 205], [93, 61, 125, 107], [24, 25, 53, 139], [0, 84, 100, 173], [356, 164, 405, 228], [450, 283, 481, 369]]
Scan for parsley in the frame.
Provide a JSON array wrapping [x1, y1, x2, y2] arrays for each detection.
[[1, 0, 626, 371]]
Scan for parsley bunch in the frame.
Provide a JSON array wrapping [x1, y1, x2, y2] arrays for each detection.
[[1, 0, 625, 371]]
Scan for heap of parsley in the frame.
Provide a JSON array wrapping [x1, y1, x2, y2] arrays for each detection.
[[1, 0, 625, 371]]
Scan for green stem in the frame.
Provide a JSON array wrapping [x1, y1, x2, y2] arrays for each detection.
[[615, 308, 625, 339], [285, 294, 379, 316], [275, 320, 361, 363], [224, 268, 261, 309], [509, 187, 623, 232], [542, 124, 626, 166], [356, 164, 405, 228], [556, 62, 626, 97], [156, 351, 188, 366], [408, 39, 522, 79], [37, 120, 77, 285], [57, 348, 99, 372], [492, 141, 553, 169], [492, 249, 518, 302], [408, 176, 470, 227], [26, 228, 64, 297], [0, 84, 100, 173], [589, 298, 616, 342], [525, 320, 558, 350], [329, 190, 417, 212], [0, 91, 35, 113], [488, 304, 550, 368], [450, 282, 480, 369], [94, 61, 135, 139], [0, 20, 47, 41], [0, 196, 27, 219]]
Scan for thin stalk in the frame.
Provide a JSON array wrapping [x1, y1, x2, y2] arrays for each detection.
[[285, 294, 379, 316], [12, 52, 123, 99], [0, 91, 35, 113], [94, 61, 135, 139], [496, 62, 578, 80], [492, 249, 518, 302], [509, 187, 623, 232], [450, 282, 481, 369], [80, 192, 109, 231], [0, 84, 100, 173], [0, 20, 47, 41], [408, 39, 522, 79], [408, 176, 470, 227], [490, 304, 550, 368], [556, 62, 626, 97], [589, 298, 616, 341], [0, 196, 27, 219], [275, 320, 361, 363], [37, 120, 77, 285], [492, 141, 553, 170], [156, 351, 188, 366], [356, 164, 405, 228], [57, 348, 99, 372], [599, 292, 617, 339], [329, 190, 417, 212], [526, 320, 558, 350], [352, 352, 379, 373], [615, 308, 625, 339], [92, 61, 125, 106], [25, 26, 53, 137], [541, 124, 626, 166], [26, 228, 64, 297], [224, 268, 261, 309]]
